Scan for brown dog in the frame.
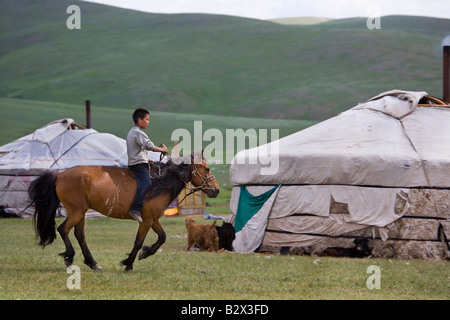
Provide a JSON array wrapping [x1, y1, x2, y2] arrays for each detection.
[[185, 218, 218, 252]]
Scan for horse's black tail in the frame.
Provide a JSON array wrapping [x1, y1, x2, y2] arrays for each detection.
[[28, 172, 60, 247]]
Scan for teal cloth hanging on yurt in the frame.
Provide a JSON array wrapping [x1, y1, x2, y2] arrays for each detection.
[[234, 185, 280, 233]]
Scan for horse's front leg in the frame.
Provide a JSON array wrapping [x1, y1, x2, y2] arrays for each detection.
[[139, 219, 166, 261], [121, 221, 152, 271]]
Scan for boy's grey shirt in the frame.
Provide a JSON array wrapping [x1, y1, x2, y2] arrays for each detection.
[[126, 126, 155, 166]]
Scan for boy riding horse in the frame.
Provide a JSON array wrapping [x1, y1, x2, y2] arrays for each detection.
[[126, 108, 168, 222]]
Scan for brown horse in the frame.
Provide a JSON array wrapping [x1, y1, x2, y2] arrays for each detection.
[[29, 152, 219, 271]]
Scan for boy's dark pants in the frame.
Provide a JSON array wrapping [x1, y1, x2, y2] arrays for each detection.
[[129, 163, 152, 212]]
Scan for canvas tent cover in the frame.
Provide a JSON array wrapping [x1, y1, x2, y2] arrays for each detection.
[[229, 90, 450, 255]]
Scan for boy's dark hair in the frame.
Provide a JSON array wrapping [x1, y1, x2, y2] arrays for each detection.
[[132, 108, 150, 124]]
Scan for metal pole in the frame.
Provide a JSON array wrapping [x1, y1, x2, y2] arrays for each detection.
[[444, 46, 450, 104], [85, 100, 91, 129]]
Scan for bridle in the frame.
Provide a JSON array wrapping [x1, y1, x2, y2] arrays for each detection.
[[178, 162, 216, 204], [190, 162, 215, 191], [157, 148, 217, 204]]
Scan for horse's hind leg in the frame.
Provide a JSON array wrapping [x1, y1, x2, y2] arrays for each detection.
[[57, 218, 77, 267], [74, 219, 102, 270], [139, 219, 166, 261], [57, 209, 85, 267]]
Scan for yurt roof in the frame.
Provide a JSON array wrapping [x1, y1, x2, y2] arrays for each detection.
[[230, 90, 450, 188]]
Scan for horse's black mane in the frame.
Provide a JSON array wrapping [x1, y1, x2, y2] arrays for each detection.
[[145, 158, 192, 202]]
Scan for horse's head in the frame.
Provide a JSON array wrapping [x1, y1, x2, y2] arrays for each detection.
[[190, 151, 220, 198]]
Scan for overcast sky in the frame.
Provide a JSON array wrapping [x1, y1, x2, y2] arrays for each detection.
[[81, 0, 450, 20]]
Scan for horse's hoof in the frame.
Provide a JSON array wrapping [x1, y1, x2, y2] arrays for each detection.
[[139, 245, 156, 260], [121, 257, 133, 271], [124, 265, 133, 271], [138, 249, 147, 260], [91, 263, 102, 270], [63, 258, 73, 267]]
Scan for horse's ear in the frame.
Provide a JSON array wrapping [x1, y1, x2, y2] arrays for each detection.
[[191, 151, 202, 164]]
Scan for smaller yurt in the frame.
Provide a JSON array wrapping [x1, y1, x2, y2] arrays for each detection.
[[0, 119, 129, 216]]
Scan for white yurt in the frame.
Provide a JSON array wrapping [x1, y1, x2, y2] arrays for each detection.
[[229, 90, 450, 260], [0, 119, 129, 216]]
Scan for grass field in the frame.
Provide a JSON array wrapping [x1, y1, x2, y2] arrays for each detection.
[[0, 215, 448, 300]]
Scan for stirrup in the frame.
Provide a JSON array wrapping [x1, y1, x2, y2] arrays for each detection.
[[128, 210, 143, 223]]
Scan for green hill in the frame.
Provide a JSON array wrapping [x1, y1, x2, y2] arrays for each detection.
[[1, 0, 449, 121]]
